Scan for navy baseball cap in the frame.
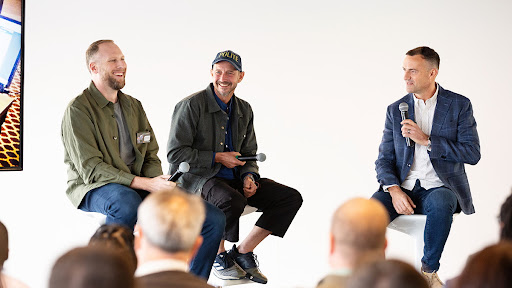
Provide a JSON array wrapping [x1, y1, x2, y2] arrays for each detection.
[[212, 50, 242, 71]]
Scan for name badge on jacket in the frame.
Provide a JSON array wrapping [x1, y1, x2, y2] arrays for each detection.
[[136, 132, 151, 144]]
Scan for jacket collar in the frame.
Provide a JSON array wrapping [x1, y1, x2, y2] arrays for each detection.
[[88, 81, 130, 109], [431, 84, 452, 136], [205, 83, 242, 118]]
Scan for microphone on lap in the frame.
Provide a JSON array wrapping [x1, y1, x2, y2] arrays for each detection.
[[237, 153, 266, 162], [399, 102, 412, 147], [168, 162, 190, 182]]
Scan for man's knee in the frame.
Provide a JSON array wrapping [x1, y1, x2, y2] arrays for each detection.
[[426, 188, 458, 213], [105, 185, 142, 226], [287, 188, 303, 211]]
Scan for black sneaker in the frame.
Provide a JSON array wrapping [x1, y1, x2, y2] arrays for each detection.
[[228, 244, 268, 284], [212, 251, 246, 280]]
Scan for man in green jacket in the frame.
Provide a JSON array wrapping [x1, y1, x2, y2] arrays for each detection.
[[61, 40, 225, 280], [167, 50, 303, 284]]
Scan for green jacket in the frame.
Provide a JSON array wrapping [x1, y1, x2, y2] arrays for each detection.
[[167, 83, 259, 194], [62, 82, 162, 207]]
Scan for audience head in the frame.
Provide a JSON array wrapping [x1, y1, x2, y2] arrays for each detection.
[[136, 189, 205, 257], [347, 259, 429, 288], [499, 191, 512, 241], [453, 242, 512, 288], [49, 246, 135, 288], [89, 224, 137, 274], [0, 221, 7, 268], [330, 198, 389, 269]]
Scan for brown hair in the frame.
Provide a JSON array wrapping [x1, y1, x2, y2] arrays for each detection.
[[49, 246, 135, 288], [454, 242, 512, 288]]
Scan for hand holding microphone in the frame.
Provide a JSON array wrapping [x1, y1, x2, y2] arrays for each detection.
[[399, 102, 429, 147]]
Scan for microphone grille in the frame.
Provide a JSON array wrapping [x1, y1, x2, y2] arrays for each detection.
[[399, 102, 409, 112], [257, 153, 266, 162], [178, 162, 190, 173]]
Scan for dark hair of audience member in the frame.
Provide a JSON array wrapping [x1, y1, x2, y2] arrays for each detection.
[[88, 224, 137, 274], [49, 246, 135, 288], [499, 191, 512, 241], [347, 259, 429, 288], [0, 221, 8, 288], [453, 242, 512, 288]]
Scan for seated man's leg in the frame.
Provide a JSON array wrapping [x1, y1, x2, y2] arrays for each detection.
[[246, 178, 303, 240], [415, 186, 457, 272], [189, 200, 226, 279], [78, 183, 144, 230], [371, 188, 402, 222], [202, 178, 247, 242]]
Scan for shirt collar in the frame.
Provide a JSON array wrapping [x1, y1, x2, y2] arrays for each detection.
[[88, 81, 128, 109], [135, 259, 189, 277], [213, 88, 232, 113], [414, 83, 439, 108], [329, 268, 352, 277]]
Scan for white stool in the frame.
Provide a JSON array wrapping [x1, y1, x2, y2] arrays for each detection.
[[208, 205, 259, 288], [79, 210, 107, 226], [387, 214, 458, 271]]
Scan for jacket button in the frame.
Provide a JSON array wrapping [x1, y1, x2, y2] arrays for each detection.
[[220, 142, 223, 146], [113, 136, 118, 140], [221, 126, 225, 130], [407, 164, 411, 167]]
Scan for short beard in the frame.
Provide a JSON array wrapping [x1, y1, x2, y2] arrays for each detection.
[[106, 74, 125, 90]]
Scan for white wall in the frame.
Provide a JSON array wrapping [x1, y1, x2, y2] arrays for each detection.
[[0, 0, 511, 287]]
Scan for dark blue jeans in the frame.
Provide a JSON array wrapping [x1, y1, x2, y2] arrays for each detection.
[[79, 183, 225, 279], [372, 180, 457, 272]]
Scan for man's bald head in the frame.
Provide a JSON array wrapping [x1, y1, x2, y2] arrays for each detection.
[[331, 198, 389, 252]]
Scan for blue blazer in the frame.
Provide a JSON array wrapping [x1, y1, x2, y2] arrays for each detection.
[[375, 85, 480, 214]]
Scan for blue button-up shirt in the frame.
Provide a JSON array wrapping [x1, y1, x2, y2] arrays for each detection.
[[213, 92, 236, 180]]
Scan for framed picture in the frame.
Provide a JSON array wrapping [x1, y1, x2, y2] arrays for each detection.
[[0, 0, 23, 170]]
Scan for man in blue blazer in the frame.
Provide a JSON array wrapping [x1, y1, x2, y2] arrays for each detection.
[[373, 47, 480, 288]]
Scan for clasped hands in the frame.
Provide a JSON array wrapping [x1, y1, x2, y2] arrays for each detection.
[[215, 151, 258, 198]]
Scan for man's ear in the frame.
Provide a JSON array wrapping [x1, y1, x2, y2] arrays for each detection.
[[238, 71, 245, 83], [134, 224, 142, 251], [329, 232, 335, 255]]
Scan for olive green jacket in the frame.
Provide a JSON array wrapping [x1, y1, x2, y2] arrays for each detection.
[[62, 82, 162, 207], [167, 83, 259, 194]]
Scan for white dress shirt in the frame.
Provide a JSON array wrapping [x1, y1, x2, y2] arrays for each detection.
[[135, 259, 189, 277], [401, 84, 444, 191]]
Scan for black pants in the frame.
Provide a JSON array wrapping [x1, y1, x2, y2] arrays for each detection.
[[201, 177, 303, 242]]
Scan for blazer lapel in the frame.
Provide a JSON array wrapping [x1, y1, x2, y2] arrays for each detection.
[[431, 86, 452, 136]]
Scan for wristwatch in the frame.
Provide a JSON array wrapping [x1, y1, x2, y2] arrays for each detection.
[[427, 137, 432, 151]]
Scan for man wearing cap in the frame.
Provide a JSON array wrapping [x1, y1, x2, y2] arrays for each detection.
[[62, 40, 225, 281], [167, 50, 303, 284]]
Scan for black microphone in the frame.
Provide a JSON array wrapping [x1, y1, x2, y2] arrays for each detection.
[[399, 102, 412, 147], [237, 153, 266, 162], [168, 162, 190, 182]]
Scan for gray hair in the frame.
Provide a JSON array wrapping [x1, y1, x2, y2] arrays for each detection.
[[137, 189, 205, 253]]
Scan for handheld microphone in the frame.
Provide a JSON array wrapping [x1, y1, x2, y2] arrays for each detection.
[[399, 102, 412, 147], [237, 153, 266, 162], [168, 162, 190, 182]]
